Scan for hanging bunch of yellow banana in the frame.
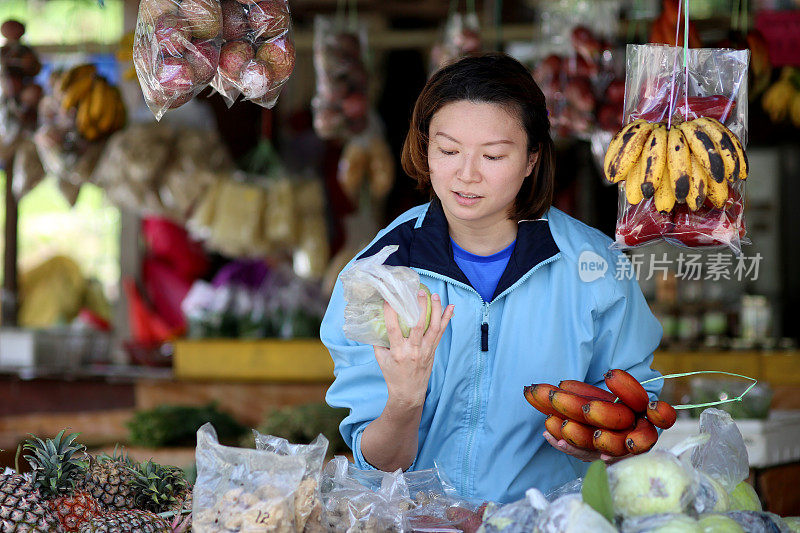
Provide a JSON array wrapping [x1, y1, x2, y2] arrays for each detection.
[[762, 67, 800, 127], [54, 64, 127, 142], [603, 117, 748, 214]]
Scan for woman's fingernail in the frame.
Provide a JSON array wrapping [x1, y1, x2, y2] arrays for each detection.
[[432, 293, 440, 301], [418, 290, 425, 297]]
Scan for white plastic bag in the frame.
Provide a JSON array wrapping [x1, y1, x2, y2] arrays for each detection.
[[192, 423, 306, 532], [691, 408, 749, 495], [340, 245, 423, 348], [253, 432, 329, 533]]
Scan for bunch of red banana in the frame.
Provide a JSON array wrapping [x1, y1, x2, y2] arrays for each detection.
[[524, 369, 677, 457]]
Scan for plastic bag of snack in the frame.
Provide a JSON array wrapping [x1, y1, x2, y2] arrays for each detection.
[[192, 423, 306, 532], [608, 43, 749, 255], [312, 15, 369, 140], [133, 0, 223, 120], [320, 456, 410, 532], [253, 432, 329, 533], [211, 0, 295, 108]]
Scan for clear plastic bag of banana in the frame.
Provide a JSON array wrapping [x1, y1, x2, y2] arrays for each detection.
[[605, 44, 750, 256]]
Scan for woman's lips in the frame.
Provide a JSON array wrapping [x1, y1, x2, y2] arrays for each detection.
[[453, 191, 482, 206]]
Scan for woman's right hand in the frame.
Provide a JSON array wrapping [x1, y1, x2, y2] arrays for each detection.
[[373, 290, 454, 408]]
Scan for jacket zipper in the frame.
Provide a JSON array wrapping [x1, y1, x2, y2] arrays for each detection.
[[414, 254, 561, 497]]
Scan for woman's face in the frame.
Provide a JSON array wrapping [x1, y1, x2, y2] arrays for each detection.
[[427, 100, 536, 227]]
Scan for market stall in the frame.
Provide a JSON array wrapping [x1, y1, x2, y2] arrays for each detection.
[[0, 0, 799, 530]]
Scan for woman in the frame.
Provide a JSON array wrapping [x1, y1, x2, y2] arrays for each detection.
[[321, 53, 663, 503]]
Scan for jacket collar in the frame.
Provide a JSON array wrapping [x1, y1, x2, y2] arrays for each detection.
[[409, 198, 561, 300]]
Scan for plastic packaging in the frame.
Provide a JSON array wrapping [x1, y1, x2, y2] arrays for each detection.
[[534, 494, 616, 533], [430, 12, 482, 73], [211, 0, 295, 108], [134, 0, 224, 119], [621, 513, 700, 533], [192, 423, 308, 532], [608, 451, 699, 520], [320, 456, 410, 532], [312, 15, 369, 140], [337, 117, 395, 203], [612, 44, 750, 255], [476, 489, 547, 533], [340, 245, 423, 348], [253, 431, 329, 533], [690, 409, 750, 496], [11, 138, 45, 199]]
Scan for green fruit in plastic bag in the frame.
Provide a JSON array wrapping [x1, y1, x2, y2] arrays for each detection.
[[784, 517, 800, 533], [397, 284, 432, 337], [697, 473, 731, 512], [698, 514, 745, 533], [608, 452, 693, 519], [647, 515, 701, 533], [373, 284, 433, 344], [729, 481, 761, 512]]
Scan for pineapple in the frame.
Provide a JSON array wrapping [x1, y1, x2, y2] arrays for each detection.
[[0, 473, 63, 532], [79, 449, 137, 511], [77, 509, 173, 533], [48, 492, 103, 532], [129, 461, 189, 514], [22, 430, 101, 532]]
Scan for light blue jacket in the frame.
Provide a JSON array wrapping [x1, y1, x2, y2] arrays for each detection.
[[321, 199, 663, 503]]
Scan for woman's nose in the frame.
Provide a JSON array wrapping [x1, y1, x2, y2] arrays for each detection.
[[457, 154, 481, 183]]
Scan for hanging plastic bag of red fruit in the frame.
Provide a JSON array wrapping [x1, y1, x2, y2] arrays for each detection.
[[311, 14, 370, 141], [133, 0, 224, 120], [429, 8, 482, 75], [608, 42, 749, 256], [211, 0, 295, 109]]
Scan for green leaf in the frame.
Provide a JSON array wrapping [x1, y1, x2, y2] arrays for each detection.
[[581, 460, 615, 524]]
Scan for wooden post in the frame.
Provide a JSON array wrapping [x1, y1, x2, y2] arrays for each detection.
[[2, 155, 18, 326]]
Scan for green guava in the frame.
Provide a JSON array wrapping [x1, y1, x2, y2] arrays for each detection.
[[397, 284, 432, 337], [784, 517, 800, 533], [728, 481, 762, 512], [373, 284, 433, 344], [647, 515, 701, 533], [697, 514, 745, 533], [697, 472, 731, 513], [608, 452, 693, 519]]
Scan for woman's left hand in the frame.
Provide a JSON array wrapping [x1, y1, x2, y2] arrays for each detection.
[[543, 431, 630, 464]]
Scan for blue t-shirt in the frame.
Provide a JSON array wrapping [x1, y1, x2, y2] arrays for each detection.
[[451, 238, 516, 302]]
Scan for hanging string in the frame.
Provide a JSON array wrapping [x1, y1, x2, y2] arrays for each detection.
[[742, 0, 749, 35], [640, 370, 759, 410], [683, 0, 689, 118], [495, 0, 503, 50], [449, 0, 459, 17], [336, 0, 346, 26], [666, 0, 683, 129], [349, 0, 358, 30], [732, 0, 741, 33]]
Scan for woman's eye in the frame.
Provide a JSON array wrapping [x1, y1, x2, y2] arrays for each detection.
[[484, 154, 505, 161], [439, 148, 458, 156]]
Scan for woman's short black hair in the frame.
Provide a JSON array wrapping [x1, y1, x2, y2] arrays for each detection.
[[401, 52, 555, 221]]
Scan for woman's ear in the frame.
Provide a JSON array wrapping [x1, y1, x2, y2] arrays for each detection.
[[526, 151, 539, 177]]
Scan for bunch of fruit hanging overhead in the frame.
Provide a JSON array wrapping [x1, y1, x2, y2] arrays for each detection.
[[525, 370, 677, 457], [608, 44, 750, 255], [0, 430, 192, 533], [604, 116, 747, 213], [133, 0, 295, 120], [0, 20, 42, 157]]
